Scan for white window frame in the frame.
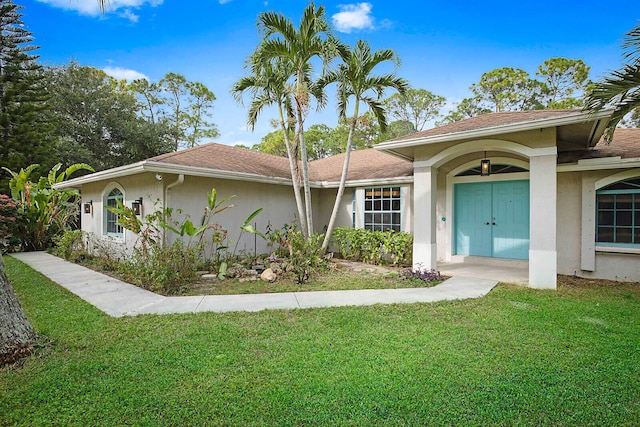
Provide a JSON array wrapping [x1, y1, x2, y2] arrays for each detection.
[[363, 186, 402, 232], [103, 184, 125, 239], [595, 178, 640, 248]]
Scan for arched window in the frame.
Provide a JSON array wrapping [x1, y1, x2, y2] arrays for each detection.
[[455, 164, 528, 177], [596, 177, 640, 247], [105, 188, 123, 236]]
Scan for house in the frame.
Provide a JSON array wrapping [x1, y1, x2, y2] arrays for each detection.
[[57, 141, 414, 260], [376, 109, 640, 288], [57, 109, 640, 289]]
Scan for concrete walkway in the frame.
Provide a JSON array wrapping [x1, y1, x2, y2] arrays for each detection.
[[10, 252, 498, 318]]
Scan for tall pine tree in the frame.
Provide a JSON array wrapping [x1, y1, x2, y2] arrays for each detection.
[[0, 0, 52, 193]]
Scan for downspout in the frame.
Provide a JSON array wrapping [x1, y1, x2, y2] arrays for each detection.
[[162, 174, 184, 247]]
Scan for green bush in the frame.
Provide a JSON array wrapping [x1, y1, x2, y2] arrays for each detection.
[[267, 224, 327, 284], [118, 239, 202, 295], [333, 227, 413, 266], [51, 229, 86, 262], [2, 163, 93, 251]]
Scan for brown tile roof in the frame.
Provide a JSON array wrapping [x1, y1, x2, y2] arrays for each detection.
[[558, 128, 640, 164], [148, 142, 413, 183], [310, 148, 413, 182], [385, 110, 584, 143], [147, 125, 638, 181], [149, 143, 293, 179]]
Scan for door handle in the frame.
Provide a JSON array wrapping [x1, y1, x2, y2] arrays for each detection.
[[485, 222, 490, 225], [492, 222, 496, 226]]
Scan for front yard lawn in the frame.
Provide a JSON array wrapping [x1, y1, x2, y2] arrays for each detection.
[[1, 256, 639, 426]]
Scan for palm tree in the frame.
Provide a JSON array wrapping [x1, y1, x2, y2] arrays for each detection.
[[320, 40, 408, 252], [257, 3, 337, 237], [585, 23, 640, 140], [232, 56, 308, 235]]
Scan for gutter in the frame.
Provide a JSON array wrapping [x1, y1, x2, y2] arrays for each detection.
[[162, 174, 184, 245], [54, 159, 413, 190]]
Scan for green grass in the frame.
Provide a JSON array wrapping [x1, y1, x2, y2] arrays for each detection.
[[1, 255, 639, 426]]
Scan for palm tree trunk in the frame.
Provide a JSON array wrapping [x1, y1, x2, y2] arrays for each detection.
[[0, 256, 38, 366], [321, 105, 358, 252], [297, 108, 314, 237], [279, 110, 308, 236]]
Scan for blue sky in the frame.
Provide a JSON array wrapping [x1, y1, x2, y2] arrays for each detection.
[[20, 0, 640, 147]]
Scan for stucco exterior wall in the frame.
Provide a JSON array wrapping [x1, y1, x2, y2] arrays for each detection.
[[165, 175, 299, 256], [79, 173, 164, 257], [413, 128, 556, 163], [314, 188, 352, 233], [557, 169, 640, 281], [79, 172, 301, 257], [556, 171, 582, 274]]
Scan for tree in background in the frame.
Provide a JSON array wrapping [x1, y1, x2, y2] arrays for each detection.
[[537, 57, 590, 109], [585, 23, 640, 139], [0, 0, 53, 193], [384, 87, 445, 132], [438, 96, 491, 125], [131, 72, 219, 151], [183, 80, 219, 148], [441, 57, 593, 124], [159, 72, 188, 150], [251, 124, 342, 160], [129, 78, 164, 124], [319, 39, 407, 251], [471, 67, 545, 112], [44, 63, 173, 171]]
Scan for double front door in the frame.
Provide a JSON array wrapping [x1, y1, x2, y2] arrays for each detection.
[[454, 180, 530, 260]]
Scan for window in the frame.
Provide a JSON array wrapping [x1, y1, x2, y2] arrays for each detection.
[[364, 186, 401, 232], [596, 178, 640, 246], [352, 189, 356, 228], [455, 164, 528, 177], [105, 188, 123, 236]]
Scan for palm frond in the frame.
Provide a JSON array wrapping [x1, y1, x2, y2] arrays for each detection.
[[622, 23, 640, 63]]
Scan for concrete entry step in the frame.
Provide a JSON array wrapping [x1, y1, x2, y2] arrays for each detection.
[[439, 256, 529, 285], [449, 255, 528, 268]]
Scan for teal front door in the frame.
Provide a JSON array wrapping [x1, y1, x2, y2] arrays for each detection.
[[454, 180, 530, 260]]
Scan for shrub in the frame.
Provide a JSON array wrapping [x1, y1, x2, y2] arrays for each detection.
[[267, 225, 327, 284], [118, 240, 202, 295], [51, 229, 85, 262], [2, 163, 93, 251], [0, 194, 24, 253], [332, 227, 413, 266], [401, 265, 442, 283]]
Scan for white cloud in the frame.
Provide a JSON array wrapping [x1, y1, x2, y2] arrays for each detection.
[[332, 3, 375, 33], [35, 0, 163, 18], [219, 0, 233, 4], [103, 66, 148, 81], [118, 9, 139, 23]]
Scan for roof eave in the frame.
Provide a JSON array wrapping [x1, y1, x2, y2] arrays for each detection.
[[53, 160, 295, 190], [375, 110, 614, 155]]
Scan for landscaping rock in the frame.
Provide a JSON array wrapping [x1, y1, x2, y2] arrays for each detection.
[[238, 276, 259, 283], [260, 268, 277, 282], [200, 274, 218, 281], [269, 262, 283, 275]]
